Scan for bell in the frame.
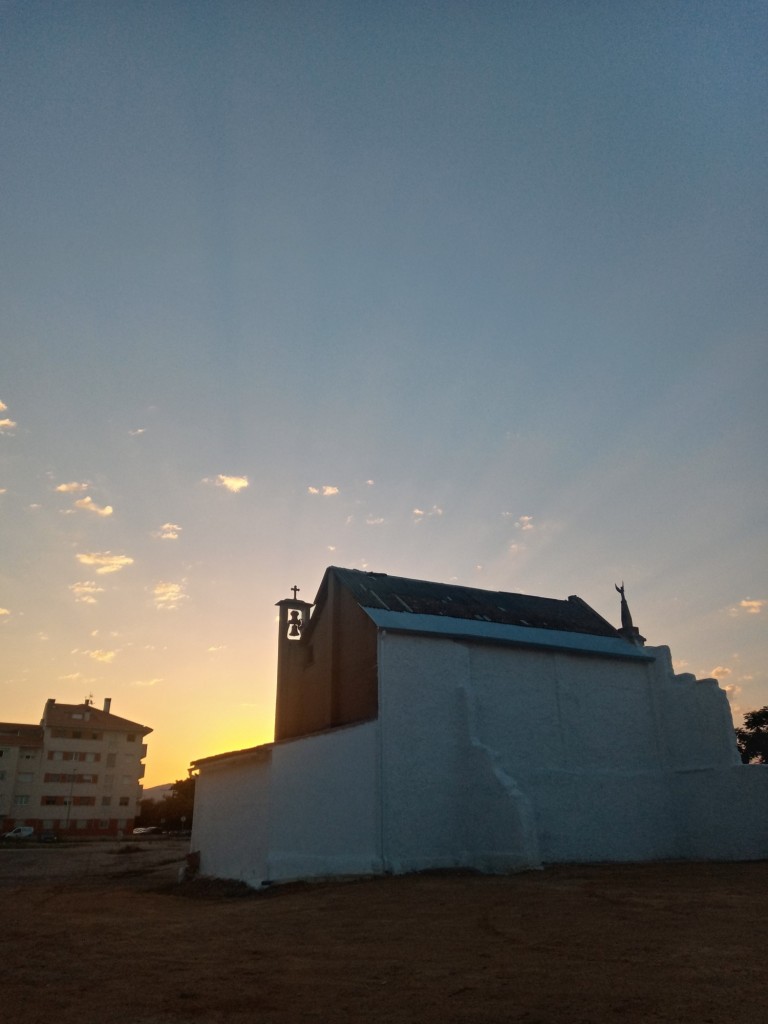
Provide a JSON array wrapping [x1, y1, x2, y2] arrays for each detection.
[[287, 610, 302, 638]]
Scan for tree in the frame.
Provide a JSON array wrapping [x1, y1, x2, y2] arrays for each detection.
[[735, 706, 768, 764], [136, 775, 197, 831]]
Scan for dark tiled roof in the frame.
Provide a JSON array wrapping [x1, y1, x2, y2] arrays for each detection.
[[43, 702, 152, 734], [330, 567, 620, 638]]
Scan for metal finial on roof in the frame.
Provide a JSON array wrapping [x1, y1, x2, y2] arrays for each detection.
[[615, 582, 645, 644]]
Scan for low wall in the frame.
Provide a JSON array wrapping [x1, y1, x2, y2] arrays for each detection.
[[191, 749, 271, 887], [193, 721, 382, 886], [267, 719, 381, 881]]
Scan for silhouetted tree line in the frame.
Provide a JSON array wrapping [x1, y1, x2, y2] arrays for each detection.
[[735, 707, 768, 764], [137, 775, 196, 832]]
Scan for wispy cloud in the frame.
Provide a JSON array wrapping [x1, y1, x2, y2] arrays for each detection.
[[132, 677, 163, 687], [366, 515, 385, 526], [76, 552, 134, 575], [152, 580, 187, 610], [154, 522, 182, 540], [721, 678, 744, 707], [0, 418, 18, 433], [413, 505, 443, 522], [129, 427, 146, 436], [84, 649, 117, 663], [740, 599, 765, 615], [0, 400, 6, 411], [0, 607, 10, 616], [709, 665, 732, 679], [308, 485, 339, 496], [56, 481, 88, 493], [73, 496, 113, 517], [203, 474, 249, 493], [729, 598, 766, 617], [69, 581, 105, 605], [515, 515, 535, 531]]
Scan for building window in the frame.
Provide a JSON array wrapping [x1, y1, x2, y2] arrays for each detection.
[[73, 796, 96, 807], [17, 772, 34, 783], [118, 796, 130, 807], [101, 796, 111, 806], [14, 795, 30, 806], [21, 749, 37, 760], [98, 820, 110, 829], [106, 753, 116, 767], [42, 796, 65, 806], [127, 734, 136, 742], [0, 770, 5, 781]]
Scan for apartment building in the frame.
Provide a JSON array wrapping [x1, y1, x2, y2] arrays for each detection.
[[0, 697, 152, 837]]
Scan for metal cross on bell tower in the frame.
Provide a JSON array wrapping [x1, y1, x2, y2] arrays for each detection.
[[276, 585, 313, 643]]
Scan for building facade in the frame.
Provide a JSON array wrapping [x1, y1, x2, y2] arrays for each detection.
[[0, 698, 152, 837], [191, 568, 768, 887]]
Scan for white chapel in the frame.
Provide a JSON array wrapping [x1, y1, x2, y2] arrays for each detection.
[[190, 567, 768, 887]]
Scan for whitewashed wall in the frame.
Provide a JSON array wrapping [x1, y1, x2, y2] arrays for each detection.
[[266, 719, 381, 881], [378, 634, 541, 873], [193, 720, 381, 886], [377, 632, 768, 868], [193, 629, 767, 886], [191, 749, 272, 887]]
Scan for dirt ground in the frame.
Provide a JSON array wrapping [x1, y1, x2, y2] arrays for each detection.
[[0, 839, 765, 1024]]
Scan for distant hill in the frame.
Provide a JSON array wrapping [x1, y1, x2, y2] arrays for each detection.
[[142, 783, 173, 801]]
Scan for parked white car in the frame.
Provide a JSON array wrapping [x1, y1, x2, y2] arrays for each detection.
[[3, 826, 35, 840]]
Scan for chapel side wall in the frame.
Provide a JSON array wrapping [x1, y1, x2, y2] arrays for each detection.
[[379, 632, 767, 868], [378, 633, 541, 873], [465, 643, 679, 862], [267, 720, 381, 881], [191, 754, 271, 888]]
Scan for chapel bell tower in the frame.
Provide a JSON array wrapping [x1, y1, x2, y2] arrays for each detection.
[[275, 585, 314, 738]]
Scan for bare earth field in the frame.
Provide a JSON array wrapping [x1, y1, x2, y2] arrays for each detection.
[[0, 839, 765, 1024]]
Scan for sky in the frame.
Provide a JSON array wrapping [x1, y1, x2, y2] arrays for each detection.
[[1, 0, 766, 787]]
